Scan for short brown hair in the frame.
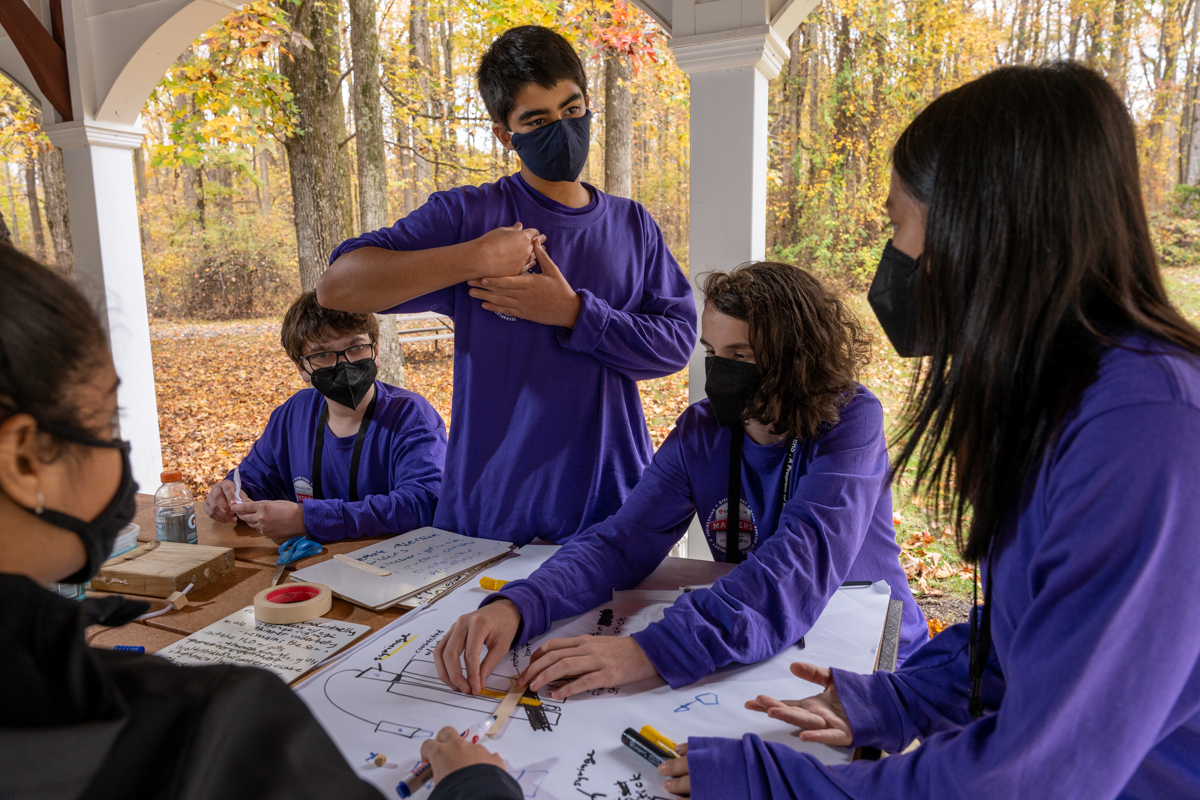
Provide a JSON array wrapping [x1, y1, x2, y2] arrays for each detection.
[[701, 263, 870, 440], [279, 291, 379, 362]]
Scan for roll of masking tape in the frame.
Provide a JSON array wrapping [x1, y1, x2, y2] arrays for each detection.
[[253, 582, 332, 624]]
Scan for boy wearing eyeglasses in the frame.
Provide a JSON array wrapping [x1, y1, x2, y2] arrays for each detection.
[[201, 291, 447, 543]]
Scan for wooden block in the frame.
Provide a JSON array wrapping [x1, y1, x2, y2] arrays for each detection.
[[90, 541, 235, 598]]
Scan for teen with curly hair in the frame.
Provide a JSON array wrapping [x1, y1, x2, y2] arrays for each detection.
[[434, 261, 927, 698]]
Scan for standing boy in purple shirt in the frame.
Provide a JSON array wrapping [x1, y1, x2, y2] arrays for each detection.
[[317, 26, 696, 544], [203, 292, 446, 543]]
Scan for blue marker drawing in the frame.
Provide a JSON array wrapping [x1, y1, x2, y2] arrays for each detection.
[[508, 768, 549, 798], [675, 692, 719, 713]]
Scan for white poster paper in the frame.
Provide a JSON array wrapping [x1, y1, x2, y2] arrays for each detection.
[[155, 606, 371, 684], [295, 563, 890, 799]]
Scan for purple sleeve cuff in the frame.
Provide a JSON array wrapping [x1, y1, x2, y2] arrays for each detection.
[[631, 618, 712, 689], [484, 582, 547, 646], [328, 237, 376, 265], [555, 289, 610, 354], [830, 667, 911, 752], [687, 736, 755, 799], [301, 500, 348, 544]]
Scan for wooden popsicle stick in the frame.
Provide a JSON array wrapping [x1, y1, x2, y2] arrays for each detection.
[[487, 683, 528, 738], [332, 554, 390, 576]]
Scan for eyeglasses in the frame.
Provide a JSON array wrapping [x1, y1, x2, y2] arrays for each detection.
[[301, 341, 376, 372]]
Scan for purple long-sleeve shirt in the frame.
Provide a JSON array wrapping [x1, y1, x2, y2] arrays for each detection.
[[229, 382, 446, 543], [688, 335, 1200, 799], [493, 387, 927, 687], [329, 173, 696, 543]]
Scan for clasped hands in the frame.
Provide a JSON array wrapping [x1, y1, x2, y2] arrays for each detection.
[[467, 223, 582, 329], [433, 601, 855, 797]]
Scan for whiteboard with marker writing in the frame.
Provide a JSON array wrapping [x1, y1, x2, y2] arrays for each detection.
[[293, 547, 891, 799]]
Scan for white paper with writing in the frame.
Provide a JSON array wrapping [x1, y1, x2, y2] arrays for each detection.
[[295, 548, 891, 799], [155, 607, 370, 684], [289, 527, 513, 609]]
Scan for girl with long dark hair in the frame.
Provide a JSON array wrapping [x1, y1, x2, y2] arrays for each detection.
[[659, 62, 1200, 800]]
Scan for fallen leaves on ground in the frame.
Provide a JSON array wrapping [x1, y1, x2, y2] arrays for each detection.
[[151, 319, 689, 501]]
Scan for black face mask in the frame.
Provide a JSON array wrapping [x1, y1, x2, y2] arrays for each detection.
[[868, 240, 927, 358], [704, 356, 761, 428], [309, 358, 378, 410], [509, 109, 592, 183], [29, 432, 139, 584]]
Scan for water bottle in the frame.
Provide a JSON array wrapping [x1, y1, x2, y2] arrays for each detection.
[[155, 470, 197, 544]]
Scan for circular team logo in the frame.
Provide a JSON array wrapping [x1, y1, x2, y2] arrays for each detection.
[[705, 498, 757, 557], [293, 476, 314, 503]]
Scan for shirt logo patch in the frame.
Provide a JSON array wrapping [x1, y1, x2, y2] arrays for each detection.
[[705, 499, 757, 557], [293, 476, 314, 503], [491, 309, 517, 322]]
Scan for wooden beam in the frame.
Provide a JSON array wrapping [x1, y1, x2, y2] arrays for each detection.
[[0, 0, 72, 121]]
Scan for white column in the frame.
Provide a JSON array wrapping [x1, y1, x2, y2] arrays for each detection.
[[669, 28, 788, 559], [45, 120, 164, 490]]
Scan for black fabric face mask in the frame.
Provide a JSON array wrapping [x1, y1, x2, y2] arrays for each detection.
[[868, 240, 928, 358], [704, 356, 761, 428], [31, 436, 139, 585], [309, 358, 378, 410], [510, 109, 593, 183]]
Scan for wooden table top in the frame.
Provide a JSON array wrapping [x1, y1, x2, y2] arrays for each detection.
[[87, 494, 737, 654]]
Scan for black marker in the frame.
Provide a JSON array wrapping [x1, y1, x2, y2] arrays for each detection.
[[621, 727, 676, 767]]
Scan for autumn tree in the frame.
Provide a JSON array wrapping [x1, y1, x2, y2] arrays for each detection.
[[348, 0, 404, 385], [282, 0, 353, 291]]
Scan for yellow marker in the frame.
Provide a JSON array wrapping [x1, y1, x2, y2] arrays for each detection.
[[639, 725, 677, 754], [479, 576, 509, 591], [480, 687, 542, 707]]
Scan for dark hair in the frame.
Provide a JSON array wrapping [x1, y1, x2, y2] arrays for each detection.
[[702, 262, 869, 440], [477, 25, 588, 126], [280, 291, 379, 362], [0, 244, 110, 456], [892, 62, 1200, 563]]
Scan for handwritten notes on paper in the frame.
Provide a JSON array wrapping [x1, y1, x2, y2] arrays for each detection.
[[155, 606, 370, 684], [289, 527, 513, 609]]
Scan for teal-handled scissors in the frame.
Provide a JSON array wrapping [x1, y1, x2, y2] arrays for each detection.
[[272, 536, 323, 585]]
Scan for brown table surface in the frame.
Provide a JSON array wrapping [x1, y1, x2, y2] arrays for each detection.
[[89, 494, 737, 655]]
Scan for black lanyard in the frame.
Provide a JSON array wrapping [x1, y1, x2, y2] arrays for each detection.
[[725, 430, 798, 564], [311, 393, 378, 502], [968, 540, 996, 719]]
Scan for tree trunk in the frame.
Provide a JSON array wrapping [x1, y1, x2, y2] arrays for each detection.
[[409, 0, 432, 205], [349, 0, 404, 386], [283, 0, 354, 292], [132, 145, 152, 252], [1182, 0, 1200, 184], [5, 164, 22, 249], [24, 156, 46, 260], [38, 145, 73, 280], [604, 52, 633, 198], [258, 149, 272, 213], [1110, 0, 1128, 99], [0, 207, 11, 247]]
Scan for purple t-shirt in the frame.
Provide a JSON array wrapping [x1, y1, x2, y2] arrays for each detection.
[[229, 382, 446, 543], [329, 174, 696, 543], [493, 387, 928, 687], [688, 335, 1200, 800]]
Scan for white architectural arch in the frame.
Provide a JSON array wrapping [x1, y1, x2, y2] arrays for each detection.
[[0, 0, 236, 488]]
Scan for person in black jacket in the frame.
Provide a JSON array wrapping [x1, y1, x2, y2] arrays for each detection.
[[0, 243, 517, 800]]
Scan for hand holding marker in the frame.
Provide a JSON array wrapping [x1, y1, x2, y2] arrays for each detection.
[[398, 714, 498, 797]]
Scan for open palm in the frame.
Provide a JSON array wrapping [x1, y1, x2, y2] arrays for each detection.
[[745, 661, 854, 747]]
